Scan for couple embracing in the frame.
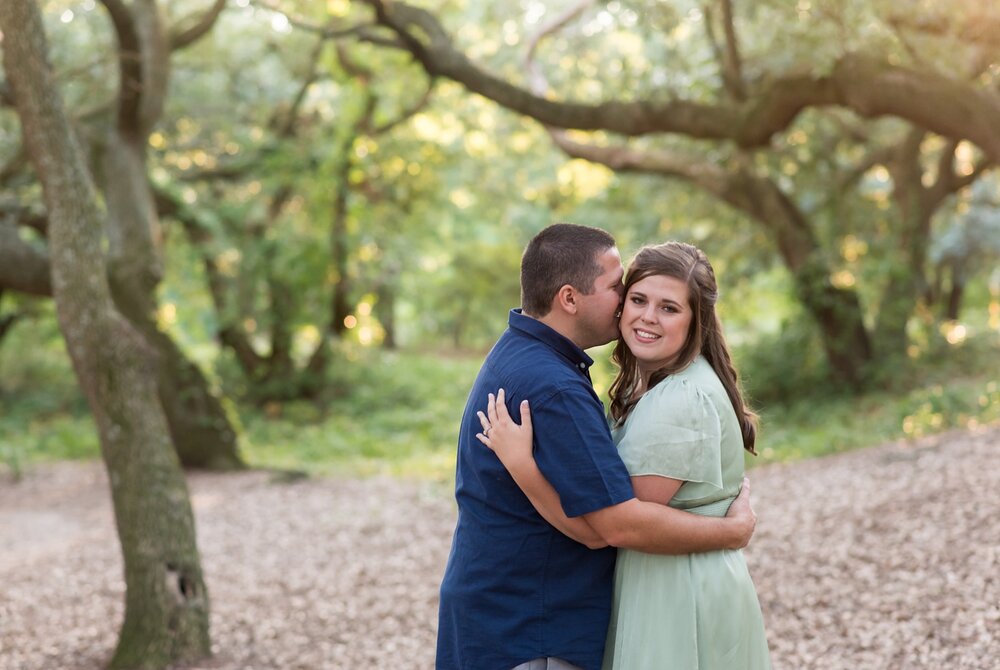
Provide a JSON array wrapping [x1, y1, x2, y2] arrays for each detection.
[[436, 223, 771, 670]]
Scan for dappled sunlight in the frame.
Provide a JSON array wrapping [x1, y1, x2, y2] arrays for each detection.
[[955, 141, 977, 176], [557, 159, 613, 200], [941, 320, 968, 345], [156, 302, 177, 329], [830, 270, 856, 288], [448, 188, 475, 209], [293, 324, 321, 360], [840, 235, 869, 262], [343, 304, 384, 348], [215, 248, 241, 276], [901, 381, 1000, 438]]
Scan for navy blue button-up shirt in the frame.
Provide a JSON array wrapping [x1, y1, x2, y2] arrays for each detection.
[[436, 310, 634, 670]]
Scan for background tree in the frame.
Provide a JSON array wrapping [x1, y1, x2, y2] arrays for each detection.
[[929, 178, 1000, 320], [151, 5, 435, 401], [354, 0, 998, 385], [0, 1, 211, 666], [0, 0, 242, 469]]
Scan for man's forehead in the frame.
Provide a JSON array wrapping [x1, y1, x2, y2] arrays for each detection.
[[604, 248, 624, 278], [600, 246, 622, 267]]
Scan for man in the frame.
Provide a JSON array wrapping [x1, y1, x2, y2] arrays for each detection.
[[436, 223, 756, 670]]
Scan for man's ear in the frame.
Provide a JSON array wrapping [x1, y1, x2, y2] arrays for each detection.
[[554, 284, 578, 315]]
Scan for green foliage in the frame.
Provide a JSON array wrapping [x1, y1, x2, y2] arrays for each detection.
[[756, 374, 1000, 465], [0, 310, 98, 475], [406, 239, 521, 349], [752, 327, 1000, 462], [931, 177, 1000, 276], [237, 347, 482, 478], [6, 0, 1000, 481], [5, 309, 998, 482], [736, 315, 831, 405]]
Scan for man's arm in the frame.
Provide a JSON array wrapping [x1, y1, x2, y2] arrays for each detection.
[[477, 391, 607, 548], [582, 478, 756, 554], [479, 388, 755, 552], [501, 457, 608, 549]]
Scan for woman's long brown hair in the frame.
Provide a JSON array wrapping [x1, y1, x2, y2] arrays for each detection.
[[608, 242, 758, 455]]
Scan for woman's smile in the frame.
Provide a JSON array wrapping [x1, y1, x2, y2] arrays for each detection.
[[620, 274, 693, 376], [632, 328, 661, 343]]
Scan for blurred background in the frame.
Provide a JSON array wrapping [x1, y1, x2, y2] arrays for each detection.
[[2, 1, 1000, 667], [2, 0, 998, 480]]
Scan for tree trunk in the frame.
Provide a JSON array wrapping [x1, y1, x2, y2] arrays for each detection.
[[945, 262, 966, 320], [100, 128, 243, 470], [875, 131, 970, 357], [945, 284, 964, 321], [791, 256, 873, 386], [0, 217, 52, 296], [375, 265, 399, 349], [0, 3, 212, 667], [872, 134, 928, 356], [330, 147, 354, 337], [724, 171, 873, 386], [95, 0, 243, 470]]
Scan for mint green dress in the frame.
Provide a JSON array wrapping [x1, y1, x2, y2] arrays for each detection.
[[603, 356, 771, 670]]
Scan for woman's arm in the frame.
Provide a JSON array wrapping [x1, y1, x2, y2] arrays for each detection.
[[631, 475, 683, 506], [477, 389, 608, 549]]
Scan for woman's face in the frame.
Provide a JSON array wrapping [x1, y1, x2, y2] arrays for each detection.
[[619, 273, 693, 376]]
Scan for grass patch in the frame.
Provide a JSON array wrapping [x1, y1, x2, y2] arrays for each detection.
[[755, 376, 1000, 464], [0, 312, 97, 477], [234, 347, 480, 480], [2, 317, 998, 481]]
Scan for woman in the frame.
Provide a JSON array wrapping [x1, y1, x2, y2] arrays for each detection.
[[478, 241, 771, 670]]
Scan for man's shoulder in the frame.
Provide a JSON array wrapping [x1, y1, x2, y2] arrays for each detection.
[[486, 339, 588, 395]]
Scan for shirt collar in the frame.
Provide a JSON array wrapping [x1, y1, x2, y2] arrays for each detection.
[[508, 308, 594, 374]]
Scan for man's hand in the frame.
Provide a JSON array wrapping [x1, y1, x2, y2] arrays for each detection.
[[725, 477, 757, 549]]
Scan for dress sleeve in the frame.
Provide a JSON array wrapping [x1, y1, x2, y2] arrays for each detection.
[[615, 377, 724, 489]]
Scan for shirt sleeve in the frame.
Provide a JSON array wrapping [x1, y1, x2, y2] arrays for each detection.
[[530, 385, 634, 518], [615, 376, 724, 489]]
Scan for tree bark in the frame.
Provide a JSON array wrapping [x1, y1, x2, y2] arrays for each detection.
[[96, 0, 243, 470], [0, 2, 211, 667], [945, 264, 965, 321], [726, 171, 873, 386], [374, 263, 399, 349], [0, 217, 52, 296], [330, 142, 354, 338]]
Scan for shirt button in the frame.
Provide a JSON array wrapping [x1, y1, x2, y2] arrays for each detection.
[[579, 362, 586, 369]]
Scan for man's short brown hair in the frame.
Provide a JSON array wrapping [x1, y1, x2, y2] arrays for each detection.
[[520, 223, 616, 316]]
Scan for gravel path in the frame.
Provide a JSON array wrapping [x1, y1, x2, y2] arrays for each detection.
[[1, 425, 998, 669]]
